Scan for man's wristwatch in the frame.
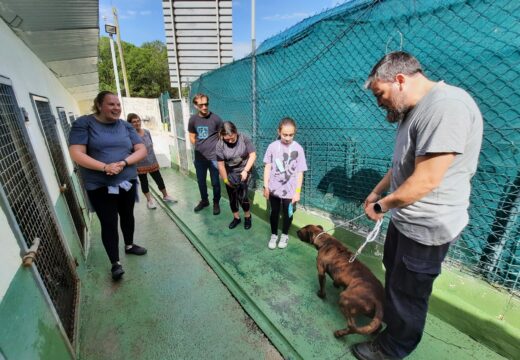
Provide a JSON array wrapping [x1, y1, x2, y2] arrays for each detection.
[[123, 159, 129, 167], [373, 201, 387, 214]]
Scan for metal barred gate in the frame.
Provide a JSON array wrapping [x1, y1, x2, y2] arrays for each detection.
[[32, 96, 87, 249], [0, 79, 78, 345]]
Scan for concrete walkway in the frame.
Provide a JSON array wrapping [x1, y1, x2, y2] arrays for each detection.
[[79, 167, 506, 360]]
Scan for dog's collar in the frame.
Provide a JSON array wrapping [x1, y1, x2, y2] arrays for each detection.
[[314, 231, 327, 243]]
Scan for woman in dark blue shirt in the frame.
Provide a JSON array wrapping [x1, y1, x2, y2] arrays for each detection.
[[69, 91, 147, 281]]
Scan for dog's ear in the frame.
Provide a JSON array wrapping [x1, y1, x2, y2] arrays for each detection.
[[317, 225, 324, 230]]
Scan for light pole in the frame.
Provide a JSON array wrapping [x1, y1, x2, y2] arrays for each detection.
[[251, 0, 258, 143], [104, 22, 122, 101], [113, 7, 131, 97]]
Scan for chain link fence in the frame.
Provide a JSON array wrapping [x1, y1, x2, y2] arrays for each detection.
[[190, 0, 520, 294]]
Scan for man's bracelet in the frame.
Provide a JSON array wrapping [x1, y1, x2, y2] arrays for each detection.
[[223, 178, 229, 184], [102, 164, 107, 172], [296, 187, 301, 193], [123, 159, 129, 167]]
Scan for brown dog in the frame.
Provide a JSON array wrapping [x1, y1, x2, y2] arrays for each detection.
[[297, 224, 385, 337]]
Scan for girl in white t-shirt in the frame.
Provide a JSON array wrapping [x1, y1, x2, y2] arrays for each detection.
[[263, 117, 308, 249]]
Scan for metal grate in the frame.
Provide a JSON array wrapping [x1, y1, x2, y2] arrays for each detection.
[[34, 98, 86, 248], [0, 83, 78, 343], [57, 107, 71, 144], [68, 112, 76, 124]]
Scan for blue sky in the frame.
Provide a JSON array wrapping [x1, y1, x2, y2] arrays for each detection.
[[99, 0, 343, 59]]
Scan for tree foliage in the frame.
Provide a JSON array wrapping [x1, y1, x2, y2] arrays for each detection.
[[98, 37, 177, 98]]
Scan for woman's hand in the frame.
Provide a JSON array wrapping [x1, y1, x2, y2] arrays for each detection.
[[104, 162, 124, 175], [263, 187, 269, 199]]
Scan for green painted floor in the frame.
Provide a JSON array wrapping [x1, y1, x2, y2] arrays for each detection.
[[79, 168, 506, 360], [78, 188, 282, 360]]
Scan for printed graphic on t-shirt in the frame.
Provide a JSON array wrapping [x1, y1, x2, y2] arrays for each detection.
[[275, 149, 299, 197], [197, 126, 209, 139]]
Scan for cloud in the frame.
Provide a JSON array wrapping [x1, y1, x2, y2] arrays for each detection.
[[262, 12, 310, 21], [140, 10, 152, 15]]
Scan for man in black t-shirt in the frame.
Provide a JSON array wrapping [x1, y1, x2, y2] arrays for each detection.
[[188, 93, 223, 214]]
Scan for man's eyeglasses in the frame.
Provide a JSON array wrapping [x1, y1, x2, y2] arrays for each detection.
[[196, 103, 209, 108]]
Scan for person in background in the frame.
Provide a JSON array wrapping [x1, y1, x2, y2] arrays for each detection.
[[263, 117, 307, 249], [69, 91, 148, 281], [215, 121, 256, 230], [127, 113, 177, 209], [353, 51, 483, 360], [188, 93, 223, 215]]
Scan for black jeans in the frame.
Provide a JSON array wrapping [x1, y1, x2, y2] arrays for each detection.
[[138, 170, 165, 194], [194, 159, 221, 203], [269, 195, 293, 235], [87, 182, 137, 264], [225, 182, 250, 213], [377, 221, 452, 358]]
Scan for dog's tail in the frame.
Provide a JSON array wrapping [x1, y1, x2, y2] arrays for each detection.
[[351, 300, 384, 335]]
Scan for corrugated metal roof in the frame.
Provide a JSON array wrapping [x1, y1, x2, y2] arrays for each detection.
[[0, 0, 99, 101]]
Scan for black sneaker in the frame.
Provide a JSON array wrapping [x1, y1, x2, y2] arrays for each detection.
[[194, 200, 210, 212], [111, 264, 125, 281], [213, 202, 221, 215], [244, 216, 252, 230], [125, 244, 147, 255], [228, 218, 241, 229]]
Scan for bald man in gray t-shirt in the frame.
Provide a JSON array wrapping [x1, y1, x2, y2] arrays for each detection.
[[352, 52, 483, 360]]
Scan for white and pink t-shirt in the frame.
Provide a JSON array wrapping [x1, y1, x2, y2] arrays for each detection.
[[263, 140, 307, 199]]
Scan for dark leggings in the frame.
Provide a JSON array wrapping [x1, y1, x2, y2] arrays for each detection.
[[87, 183, 136, 264], [269, 195, 293, 235], [138, 170, 165, 194], [226, 183, 250, 213]]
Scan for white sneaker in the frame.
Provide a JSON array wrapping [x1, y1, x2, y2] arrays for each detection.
[[147, 199, 157, 209], [278, 234, 289, 249], [268, 234, 278, 249], [163, 195, 178, 203]]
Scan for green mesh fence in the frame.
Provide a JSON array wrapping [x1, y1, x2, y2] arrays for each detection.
[[190, 0, 520, 294]]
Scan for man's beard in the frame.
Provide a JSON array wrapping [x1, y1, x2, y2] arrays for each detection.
[[385, 108, 408, 123], [385, 94, 410, 123]]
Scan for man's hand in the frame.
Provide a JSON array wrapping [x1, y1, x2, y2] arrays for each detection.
[[292, 192, 300, 204], [263, 187, 269, 199], [365, 202, 385, 221], [364, 191, 381, 209], [240, 170, 248, 182]]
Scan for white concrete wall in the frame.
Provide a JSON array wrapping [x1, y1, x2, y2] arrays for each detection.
[[122, 97, 163, 131], [0, 20, 82, 300]]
